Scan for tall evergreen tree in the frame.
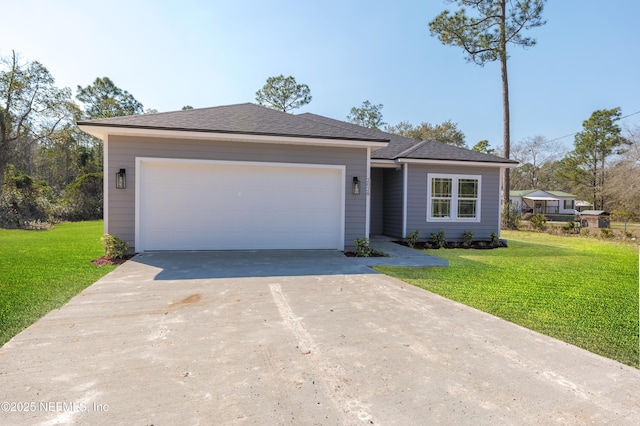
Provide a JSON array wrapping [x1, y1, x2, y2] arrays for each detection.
[[76, 77, 144, 119], [387, 120, 467, 147], [255, 75, 311, 113], [429, 0, 547, 221], [562, 108, 627, 209], [347, 100, 386, 130]]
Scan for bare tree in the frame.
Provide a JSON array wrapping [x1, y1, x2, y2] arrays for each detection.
[[0, 51, 75, 191], [511, 135, 565, 189], [604, 124, 640, 217]]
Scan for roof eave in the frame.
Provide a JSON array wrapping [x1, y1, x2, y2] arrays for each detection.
[[77, 124, 389, 149], [371, 159, 401, 169], [395, 158, 519, 168]]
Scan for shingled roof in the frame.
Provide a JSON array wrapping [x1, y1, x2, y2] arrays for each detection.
[[298, 112, 516, 165], [78, 103, 388, 142], [78, 103, 517, 165]]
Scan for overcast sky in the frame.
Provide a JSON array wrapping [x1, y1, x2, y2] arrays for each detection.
[[2, 0, 639, 151]]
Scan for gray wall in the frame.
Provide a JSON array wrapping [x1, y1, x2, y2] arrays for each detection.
[[382, 167, 404, 238], [405, 164, 501, 241], [106, 135, 369, 251], [370, 168, 384, 235], [377, 163, 501, 240]]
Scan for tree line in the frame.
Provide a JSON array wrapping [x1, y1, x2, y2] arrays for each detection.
[[0, 51, 146, 228]]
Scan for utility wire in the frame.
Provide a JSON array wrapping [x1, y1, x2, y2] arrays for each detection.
[[546, 110, 640, 143]]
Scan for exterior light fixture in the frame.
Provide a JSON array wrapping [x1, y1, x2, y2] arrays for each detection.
[[352, 176, 361, 195], [116, 168, 126, 189]]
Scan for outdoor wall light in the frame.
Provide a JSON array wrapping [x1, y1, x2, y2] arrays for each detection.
[[352, 176, 361, 195], [116, 168, 126, 189]]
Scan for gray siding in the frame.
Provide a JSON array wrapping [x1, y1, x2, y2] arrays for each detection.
[[369, 168, 384, 235], [406, 164, 501, 241], [106, 135, 368, 251], [382, 167, 404, 238]]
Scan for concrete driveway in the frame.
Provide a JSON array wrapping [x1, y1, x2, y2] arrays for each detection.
[[1, 250, 639, 425]]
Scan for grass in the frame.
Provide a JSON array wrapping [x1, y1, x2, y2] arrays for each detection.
[[377, 231, 639, 368], [0, 221, 115, 347]]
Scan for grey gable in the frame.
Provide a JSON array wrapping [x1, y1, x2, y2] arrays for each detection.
[[78, 103, 388, 143]]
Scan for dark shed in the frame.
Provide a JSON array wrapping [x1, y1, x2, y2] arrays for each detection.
[[579, 210, 610, 228]]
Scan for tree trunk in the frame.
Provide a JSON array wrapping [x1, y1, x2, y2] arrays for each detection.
[[600, 145, 606, 210], [500, 0, 511, 224], [0, 159, 5, 196]]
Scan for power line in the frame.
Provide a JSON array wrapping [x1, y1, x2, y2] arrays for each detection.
[[546, 132, 577, 143], [546, 110, 640, 143]]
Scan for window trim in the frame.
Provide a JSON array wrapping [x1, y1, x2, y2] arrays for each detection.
[[427, 173, 482, 223]]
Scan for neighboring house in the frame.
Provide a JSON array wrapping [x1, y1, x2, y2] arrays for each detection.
[[575, 200, 593, 212], [78, 103, 517, 252], [510, 190, 577, 217]]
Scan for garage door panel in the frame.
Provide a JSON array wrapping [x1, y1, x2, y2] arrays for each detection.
[[138, 160, 344, 250]]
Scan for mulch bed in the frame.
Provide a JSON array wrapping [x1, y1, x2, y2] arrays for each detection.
[[343, 251, 388, 257], [343, 239, 507, 256], [91, 254, 135, 266], [395, 240, 508, 250]]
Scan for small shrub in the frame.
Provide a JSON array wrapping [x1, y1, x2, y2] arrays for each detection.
[[530, 214, 547, 230], [430, 229, 447, 248], [353, 238, 388, 257], [0, 164, 56, 228], [406, 230, 420, 248], [522, 212, 534, 221], [562, 221, 576, 233], [354, 238, 373, 257], [502, 202, 521, 230], [489, 232, 499, 247], [599, 228, 614, 239], [462, 230, 474, 247], [100, 234, 130, 259], [580, 228, 590, 237]]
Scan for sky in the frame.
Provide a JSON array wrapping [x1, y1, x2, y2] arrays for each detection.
[[2, 0, 639, 152]]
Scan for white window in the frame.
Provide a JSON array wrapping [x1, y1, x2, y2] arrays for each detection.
[[427, 173, 481, 222]]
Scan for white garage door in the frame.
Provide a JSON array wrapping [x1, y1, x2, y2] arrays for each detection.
[[136, 159, 345, 251]]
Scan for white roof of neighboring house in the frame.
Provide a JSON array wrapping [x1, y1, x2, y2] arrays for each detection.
[[580, 210, 609, 216], [510, 190, 576, 199], [525, 196, 560, 201]]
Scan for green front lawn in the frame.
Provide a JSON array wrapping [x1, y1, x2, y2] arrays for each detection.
[[377, 231, 639, 368], [0, 221, 115, 347]]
